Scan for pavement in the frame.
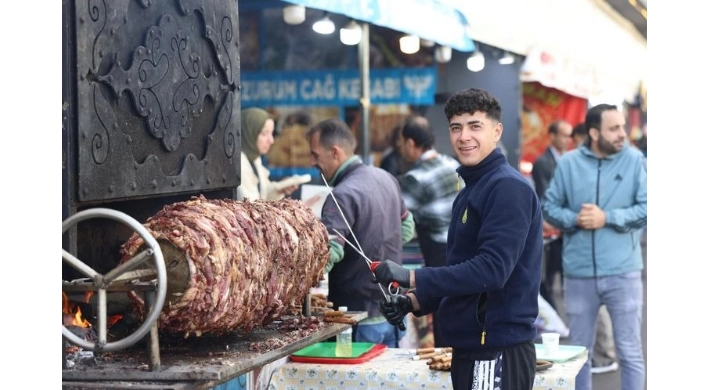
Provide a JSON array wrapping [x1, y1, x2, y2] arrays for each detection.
[[548, 229, 647, 390]]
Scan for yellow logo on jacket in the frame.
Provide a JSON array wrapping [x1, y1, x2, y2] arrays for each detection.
[[461, 208, 468, 223]]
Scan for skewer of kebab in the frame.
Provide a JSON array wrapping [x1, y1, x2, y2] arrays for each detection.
[[411, 347, 453, 370], [322, 309, 357, 325], [411, 347, 453, 360]]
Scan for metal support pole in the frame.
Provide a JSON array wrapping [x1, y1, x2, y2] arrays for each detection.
[[358, 23, 371, 164], [144, 290, 161, 371], [97, 288, 107, 350], [62, 331, 67, 370], [302, 292, 312, 317]]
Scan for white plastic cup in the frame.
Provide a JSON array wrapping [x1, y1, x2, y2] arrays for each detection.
[[541, 332, 560, 356]]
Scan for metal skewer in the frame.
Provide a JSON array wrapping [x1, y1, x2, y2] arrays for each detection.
[[320, 173, 366, 255], [321, 173, 390, 298], [331, 230, 374, 267], [319, 172, 406, 331], [332, 229, 390, 299]]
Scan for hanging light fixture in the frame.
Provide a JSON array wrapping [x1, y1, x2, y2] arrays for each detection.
[[399, 34, 420, 54], [467, 50, 485, 72], [283, 5, 306, 25], [499, 51, 515, 65], [434, 46, 452, 63], [312, 13, 335, 34], [339, 20, 362, 45]]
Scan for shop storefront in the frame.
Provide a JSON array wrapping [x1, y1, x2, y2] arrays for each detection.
[[455, 0, 647, 171], [237, 0, 482, 179]]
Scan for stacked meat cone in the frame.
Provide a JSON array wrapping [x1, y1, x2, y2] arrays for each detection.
[[119, 195, 330, 338]]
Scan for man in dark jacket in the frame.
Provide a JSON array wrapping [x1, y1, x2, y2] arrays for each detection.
[[531, 119, 572, 308], [306, 118, 415, 348], [373, 88, 543, 390]]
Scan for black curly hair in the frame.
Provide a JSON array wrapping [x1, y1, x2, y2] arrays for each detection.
[[444, 88, 502, 123]]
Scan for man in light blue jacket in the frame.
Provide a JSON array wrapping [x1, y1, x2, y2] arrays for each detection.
[[542, 104, 647, 390]]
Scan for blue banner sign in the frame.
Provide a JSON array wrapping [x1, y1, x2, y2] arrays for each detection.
[[241, 67, 438, 106]]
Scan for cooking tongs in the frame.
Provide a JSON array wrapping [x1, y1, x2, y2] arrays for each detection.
[[331, 229, 402, 296], [321, 173, 406, 331]]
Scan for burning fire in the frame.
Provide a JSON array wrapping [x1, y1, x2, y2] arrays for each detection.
[[62, 292, 92, 328], [62, 292, 123, 329]]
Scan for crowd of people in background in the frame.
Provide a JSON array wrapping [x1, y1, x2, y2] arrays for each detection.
[[243, 89, 646, 390], [543, 104, 647, 390], [532, 117, 631, 379]]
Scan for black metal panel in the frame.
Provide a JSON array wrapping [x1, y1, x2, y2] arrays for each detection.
[[75, 0, 240, 202], [64, 0, 79, 279]]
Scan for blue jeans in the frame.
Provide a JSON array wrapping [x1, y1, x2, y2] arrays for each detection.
[[354, 321, 402, 348], [564, 271, 645, 390]]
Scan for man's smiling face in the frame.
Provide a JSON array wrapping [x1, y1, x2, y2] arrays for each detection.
[[448, 111, 502, 166]]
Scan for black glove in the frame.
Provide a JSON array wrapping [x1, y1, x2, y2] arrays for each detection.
[[373, 259, 411, 288], [378, 294, 413, 328]]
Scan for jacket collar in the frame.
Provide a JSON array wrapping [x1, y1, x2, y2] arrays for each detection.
[[329, 156, 362, 186], [456, 147, 507, 186], [578, 143, 629, 160], [548, 146, 562, 163]]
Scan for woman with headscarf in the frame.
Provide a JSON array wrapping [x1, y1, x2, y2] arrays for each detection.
[[237, 107, 298, 201]]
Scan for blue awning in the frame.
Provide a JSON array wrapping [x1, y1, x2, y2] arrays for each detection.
[[281, 0, 475, 52]]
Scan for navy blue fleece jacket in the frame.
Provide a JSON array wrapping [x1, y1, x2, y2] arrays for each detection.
[[413, 148, 543, 351]]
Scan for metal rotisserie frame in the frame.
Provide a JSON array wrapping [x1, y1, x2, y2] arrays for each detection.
[[60, 0, 330, 387], [62, 312, 367, 389], [63, 0, 240, 290]]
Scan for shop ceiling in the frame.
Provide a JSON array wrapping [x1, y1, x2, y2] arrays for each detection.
[[238, 0, 647, 101], [237, 0, 647, 55], [240, 0, 475, 52], [604, 0, 647, 38], [452, 0, 646, 101]]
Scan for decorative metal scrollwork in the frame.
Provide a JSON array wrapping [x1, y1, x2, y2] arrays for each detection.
[[75, 0, 240, 202]]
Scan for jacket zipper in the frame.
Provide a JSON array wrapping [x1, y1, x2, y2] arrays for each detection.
[[592, 159, 601, 263], [591, 159, 601, 292], [477, 294, 488, 345]]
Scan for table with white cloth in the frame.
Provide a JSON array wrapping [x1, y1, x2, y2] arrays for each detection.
[[267, 346, 587, 390]]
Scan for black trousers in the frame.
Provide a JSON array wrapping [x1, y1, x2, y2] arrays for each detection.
[[450, 340, 536, 390], [540, 238, 563, 310], [415, 231, 447, 347]]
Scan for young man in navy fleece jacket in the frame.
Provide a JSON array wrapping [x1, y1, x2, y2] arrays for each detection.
[[373, 88, 543, 390]]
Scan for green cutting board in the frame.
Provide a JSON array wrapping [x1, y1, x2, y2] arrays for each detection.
[[292, 342, 375, 359]]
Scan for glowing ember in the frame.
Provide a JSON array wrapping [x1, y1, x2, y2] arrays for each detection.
[[108, 314, 123, 327]]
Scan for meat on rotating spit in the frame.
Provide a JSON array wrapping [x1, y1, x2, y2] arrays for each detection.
[[119, 195, 330, 337]]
